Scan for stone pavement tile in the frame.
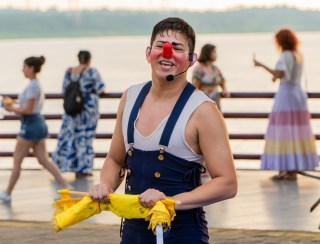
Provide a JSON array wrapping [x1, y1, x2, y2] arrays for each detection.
[[209, 228, 320, 243], [0, 221, 120, 244], [0, 221, 319, 244]]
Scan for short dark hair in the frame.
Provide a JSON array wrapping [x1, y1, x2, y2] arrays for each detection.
[[24, 56, 45, 73], [198, 44, 216, 63], [78, 50, 91, 64], [150, 17, 196, 54]]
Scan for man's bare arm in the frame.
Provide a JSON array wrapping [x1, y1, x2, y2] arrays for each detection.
[[89, 91, 128, 203], [173, 102, 237, 209]]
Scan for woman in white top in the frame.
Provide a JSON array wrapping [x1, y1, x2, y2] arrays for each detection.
[[0, 56, 67, 203], [253, 29, 318, 180]]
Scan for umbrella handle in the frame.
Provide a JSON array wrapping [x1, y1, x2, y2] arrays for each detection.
[[68, 191, 89, 196], [58, 190, 89, 197], [62, 191, 182, 204], [156, 225, 163, 244]]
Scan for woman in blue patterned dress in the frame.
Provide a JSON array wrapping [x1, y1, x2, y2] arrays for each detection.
[[52, 50, 105, 178]]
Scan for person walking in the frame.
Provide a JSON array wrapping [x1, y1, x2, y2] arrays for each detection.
[[89, 17, 237, 243], [0, 56, 68, 203], [52, 50, 105, 178], [192, 43, 230, 110], [253, 28, 319, 180]]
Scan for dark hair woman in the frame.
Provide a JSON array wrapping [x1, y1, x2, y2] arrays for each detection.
[[192, 43, 230, 110], [0, 56, 68, 203], [52, 50, 105, 178]]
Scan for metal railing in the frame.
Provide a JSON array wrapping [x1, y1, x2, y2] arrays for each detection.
[[1, 92, 320, 161]]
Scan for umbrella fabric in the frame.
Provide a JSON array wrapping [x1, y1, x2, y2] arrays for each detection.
[[52, 190, 176, 234]]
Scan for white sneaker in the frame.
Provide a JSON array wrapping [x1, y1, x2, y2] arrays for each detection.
[[0, 191, 11, 203]]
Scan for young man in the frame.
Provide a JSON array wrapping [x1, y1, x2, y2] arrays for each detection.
[[90, 17, 237, 243]]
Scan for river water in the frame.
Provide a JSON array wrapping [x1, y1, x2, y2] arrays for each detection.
[[1, 32, 320, 169]]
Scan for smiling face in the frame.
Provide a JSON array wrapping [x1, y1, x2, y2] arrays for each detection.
[[146, 30, 191, 82]]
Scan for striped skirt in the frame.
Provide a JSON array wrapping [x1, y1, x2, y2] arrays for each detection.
[[261, 82, 319, 171]]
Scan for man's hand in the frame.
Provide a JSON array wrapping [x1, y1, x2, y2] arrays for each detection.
[[89, 183, 114, 203], [138, 189, 166, 208]]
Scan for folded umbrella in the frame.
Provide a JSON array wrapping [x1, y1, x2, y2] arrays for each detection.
[[52, 189, 177, 234]]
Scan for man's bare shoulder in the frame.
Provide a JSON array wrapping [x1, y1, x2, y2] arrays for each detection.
[[194, 100, 220, 117], [191, 101, 224, 129]]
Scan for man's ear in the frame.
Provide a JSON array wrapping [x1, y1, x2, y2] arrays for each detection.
[[189, 53, 198, 66], [146, 46, 151, 63]]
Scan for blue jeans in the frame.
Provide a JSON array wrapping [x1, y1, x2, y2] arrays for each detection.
[[19, 114, 48, 141]]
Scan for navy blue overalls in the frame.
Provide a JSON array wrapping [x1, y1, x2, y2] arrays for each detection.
[[120, 81, 209, 244]]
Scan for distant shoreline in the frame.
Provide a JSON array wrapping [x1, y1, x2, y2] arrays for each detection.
[[1, 30, 320, 41], [1, 7, 320, 39]]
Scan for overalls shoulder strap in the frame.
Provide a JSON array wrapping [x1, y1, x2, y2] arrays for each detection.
[[127, 81, 152, 144], [159, 82, 195, 147]]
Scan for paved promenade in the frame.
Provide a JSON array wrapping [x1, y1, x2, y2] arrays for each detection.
[[0, 169, 319, 243], [0, 220, 319, 244]]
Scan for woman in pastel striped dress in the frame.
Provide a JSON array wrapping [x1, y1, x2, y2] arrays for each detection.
[[253, 29, 319, 180]]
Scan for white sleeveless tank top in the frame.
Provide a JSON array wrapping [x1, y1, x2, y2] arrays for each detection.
[[122, 82, 214, 164]]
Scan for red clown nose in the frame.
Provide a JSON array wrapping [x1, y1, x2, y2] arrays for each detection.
[[162, 42, 173, 59]]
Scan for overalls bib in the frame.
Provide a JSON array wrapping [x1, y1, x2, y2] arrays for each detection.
[[120, 81, 209, 244]]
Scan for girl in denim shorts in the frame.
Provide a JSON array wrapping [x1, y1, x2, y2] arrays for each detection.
[[0, 56, 68, 203]]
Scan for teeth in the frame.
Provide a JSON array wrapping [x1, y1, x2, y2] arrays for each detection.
[[160, 61, 173, 66]]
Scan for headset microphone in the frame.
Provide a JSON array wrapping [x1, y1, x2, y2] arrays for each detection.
[[166, 68, 189, 81], [166, 54, 194, 82]]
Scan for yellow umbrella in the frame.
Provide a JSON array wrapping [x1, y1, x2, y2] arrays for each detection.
[[52, 189, 177, 234]]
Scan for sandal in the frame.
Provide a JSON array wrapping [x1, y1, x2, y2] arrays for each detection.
[[270, 171, 287, 181], [283, 172, 297, 181]]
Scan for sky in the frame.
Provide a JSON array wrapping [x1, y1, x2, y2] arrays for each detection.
[[1, 0, 320, 11]]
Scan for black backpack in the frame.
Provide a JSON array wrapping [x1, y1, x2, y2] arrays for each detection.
[[63, 68, 85, 115]]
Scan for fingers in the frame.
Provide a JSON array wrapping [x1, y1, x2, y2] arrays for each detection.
[[89, 183, 113, 203], [253, 53, 259, 66], [4, 104, 12, 112], [222, 91, 230, 98], [138, 189, 166, 208]]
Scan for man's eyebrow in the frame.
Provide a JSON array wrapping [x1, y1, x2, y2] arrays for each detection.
[[155, 41, 166, 44], [172, 42, 183, 47], [155, 41, 183, 47]]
